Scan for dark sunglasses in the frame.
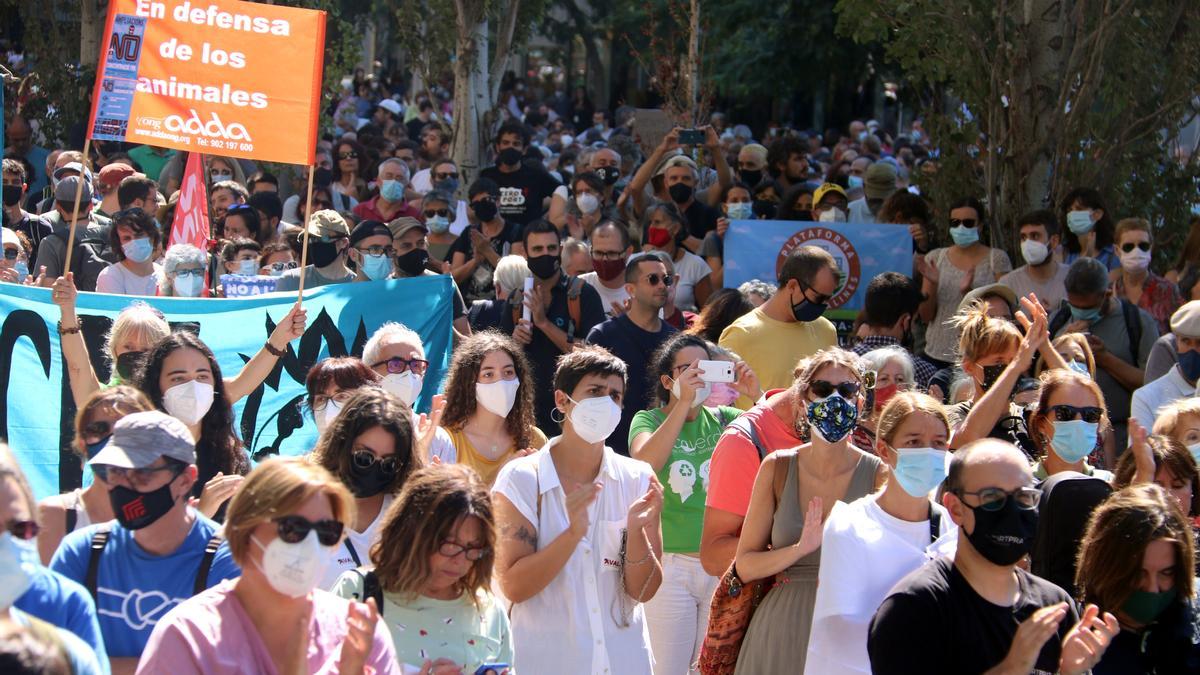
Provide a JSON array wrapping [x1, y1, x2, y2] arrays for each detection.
[[434, 172, 459, 181], [3, 249, 17, 260], [809, 380, 861, 398], [1120, 242, 1151, 253], [439, 540, 491, 561], [226, 203, 253, 215], [338, 151, 359, 160], [372, 356, 429, 376], [644, 273, 673, 287], [82, 420, 112, 438], [949, 218, 978, 228], [1046, 404, 1104, 424], [424, 209, 450, 218], [269, 261, 299, 272], [352, 450, 402, 475], [312, 201, 333, 209], [799, 281, 832, 305], [955, 486, 1041, 512], [273, 515, 344, 546], [6, 519, 40, 540]]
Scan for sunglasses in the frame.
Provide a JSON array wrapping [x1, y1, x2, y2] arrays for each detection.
[[352, 450, 402, 475], [93, 462, 182, 487], [82, 420, 112, 438], [439, 540, 491, 561], [423, 209, 450, 218], [956, 486, 1041, 512], [372, 356, 429, 376], [1120, 242, 1151, 253], [273, 515, 344, 546], [809, 380, 861, 398], [3, 249, 17, 260], [1046, 404, 1104, 424], [6, 519, 40, 540], [269, 261, 298, 272], [338, 152, 359, 160], [434, 172, 459, 181], [644, 273, 673, 287], [949, 218, 978, 228], [312, 200, 333, 209]]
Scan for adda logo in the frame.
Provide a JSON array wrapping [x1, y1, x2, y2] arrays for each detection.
[[164, 109, 252, 141]]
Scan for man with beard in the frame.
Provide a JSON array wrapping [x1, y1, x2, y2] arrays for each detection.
[[480, 122, 561, 229]]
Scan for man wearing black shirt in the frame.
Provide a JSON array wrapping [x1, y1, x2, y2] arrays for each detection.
[[480, 122, 560, 228], [1, 158, 51, 262], [501, 220, 604, 434], [586, 252, 677, 455], [448, 178, 524, 304], [868, 439, 1118, 675]]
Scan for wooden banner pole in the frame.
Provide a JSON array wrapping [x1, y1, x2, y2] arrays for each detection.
[[296, 165, 316, 297], [62, 137, 93, 273]]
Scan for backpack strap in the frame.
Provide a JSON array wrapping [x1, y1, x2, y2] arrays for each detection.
[[85, 527, 112, 604], [1120, 299, 1143, 365], [193, 534, 224, 595], [717, 407, 736, 429], [565, 276, 584, 343], [509, 290, 524, 327], [725, 416, 767, 461], [1047, 303, 1071, 339], [929, 507, 942, 545], [344, 537, 363, 567], [353, 569, 385, 618], [65, 507, 77, 535]]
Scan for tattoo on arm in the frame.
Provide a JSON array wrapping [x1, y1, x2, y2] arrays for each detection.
[[501, 523, 538, 549]]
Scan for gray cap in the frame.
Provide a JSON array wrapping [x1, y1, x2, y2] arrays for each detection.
[[90, 411, 196, 469], [53, 161, 92, 181], [54, 175, 94, 204]]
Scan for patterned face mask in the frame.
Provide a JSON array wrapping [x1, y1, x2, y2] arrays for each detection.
[[806, 394, 859, 443]]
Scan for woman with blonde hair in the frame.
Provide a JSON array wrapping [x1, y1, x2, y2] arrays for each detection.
[[1039, 333, 1097, 379], [1027, 369, 1113, 481], [1117, 420, 1200, 524], [731, 348, 886, 674], [1075, 484, 1198, 673], [1151, 398, 1200, 464], [807, 392, 955, 674], [333, 464, 512, 673], [138, 456, 400, 673], [35, 386, 155, 562]]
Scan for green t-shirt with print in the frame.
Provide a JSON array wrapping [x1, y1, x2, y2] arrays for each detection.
[[628, 405, 741, 553]]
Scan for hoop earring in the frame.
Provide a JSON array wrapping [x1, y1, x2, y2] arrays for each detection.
[[551, 407, 566, 424]]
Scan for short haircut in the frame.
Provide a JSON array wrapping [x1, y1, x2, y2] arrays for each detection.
[[303, 356, 381, 412], [1114, 217, 1153, 246], [422, 190, 452, 210], [247, 171, 279, 190], [116, 176, 159, 210], [863, 272, 923, 327], [220, 237, 262, 263], [592, 220, 631, 251], [1016, 209, 1060, 238], [467, 177, 499, 201], [248, 191, 283, 222], [377, 157, 410, 182], [110, 208, 163, 260], [553, 344, 628, 395], [212, 180, 249, 203], [1065, 257, 1110, 297], [495, 121, 532, 147], [878, 191, 931, 226], [522, 219, 561, 250], [625, 250, 667, 283], [1, 158, 27, 184], [493, 255, 531, 296], [363, 321, 425, 367], [778, 245, 838, 288], [395, 139, 420, 153], [860, 346, 916, 389], [945, 438, 1026, 494]]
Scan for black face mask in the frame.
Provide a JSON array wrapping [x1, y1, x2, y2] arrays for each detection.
[[346, 461, 395, 498], [308, 239, 342, 268], [791, 284, 828, 322], [962, 497, 1038, 566], [2, 184, 22, 207], [668, 183, 694, 205], [498, 147, 524, 167], [795, 209, 813, 222], [527, 253, 560, 280], [115, 350, 146, 382], [395, 248, 429, 277], [752, 200, 777, 219], [980, 364, 1006, 392], [739, 169, 763, 187], [595, 166, 620, 186], [109, 478, 180, 530], [472, 199, 498, 222]]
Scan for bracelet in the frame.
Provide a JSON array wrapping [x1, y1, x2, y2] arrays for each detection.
[[57, 321, 81, 335], [263, 341, 286, 357], [620, 528, 654, 566]]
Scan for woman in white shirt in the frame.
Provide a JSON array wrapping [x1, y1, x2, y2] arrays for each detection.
[[492, 345, 664, 675], [95, 207, 162, 296], [641, 202, 712, 312], [805, 391, 956, 674]]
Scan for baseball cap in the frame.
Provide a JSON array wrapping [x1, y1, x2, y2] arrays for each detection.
[[90, 411, 196, 469], [812, 182, 848, 207], [2, 228, 20, 249], [305, 209, 351, 240], [53, 161, 92, 181], [655, 154, 698, 178], [387, 217, 427, 240], [54, 175, 94, 204], [959, 283, 1018, 314], [1170, 301, 1200, 337], [98, 163, 138, 190], [864, 162, 898, 201], [350, 219, 393, 246], [376, 99, 403, 119]]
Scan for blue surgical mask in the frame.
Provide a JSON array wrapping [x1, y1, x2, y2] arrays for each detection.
[[891, 447, 949, 498], [1188, 442, 1200, 467], [847, 175, 864, 190], [949, 225, 979, 247], [1178, 350, 1200, 382], [1068, 302, 1103, 324], [13, 260, 28, 283], [727, 202, 753, 220], [1066, 210, 1095, 235], [380, 179, 406, 201], [237, 259, 259, 276], [435, 178, 459, 194], [1049, 419, 1098, 464], [426, 215, 451, 233], [122, 237, 154, 263], [361, 253, 392, 281], [1067, 360, 1091, 378], [85, 436, 110, 460]]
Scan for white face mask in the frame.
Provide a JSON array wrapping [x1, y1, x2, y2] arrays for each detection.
[[1020, 239, 1049, 266], [818, 207, 846, 223], [0, 532, 36, 610], [162, 380, 215, 426], [476, 378, 521, 418], [566, 394, 622, 444], [576, 193, 600, 215], [381, 371, 423, 407], [1120, 247, 1152, 273], [174, 273, 205, 297], [671, 376, 711, 408], [252, 530, 331, 598], [315, 399, 344, 433]]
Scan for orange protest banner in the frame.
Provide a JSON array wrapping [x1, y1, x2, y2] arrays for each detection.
[[87, 0, 325, 165]]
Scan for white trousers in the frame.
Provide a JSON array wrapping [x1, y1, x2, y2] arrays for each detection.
[[644, 553, 720, 675]]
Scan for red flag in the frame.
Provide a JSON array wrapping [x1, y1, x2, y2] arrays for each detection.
[[169, 152, 210, 249]]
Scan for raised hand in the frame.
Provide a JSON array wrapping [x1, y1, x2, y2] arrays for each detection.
[[268, 303, 307, 351], [415, 394, 446, 460], [626, 480, 664, 532], [1128, 419, 1155, 484], [794, 496, 824, 558], [1059, 604, 1119, 675], [338, 597, 380, 675], [672, 360, 705, 407], [565, 481, 602, 539], [999, 602, 1068, 675], [196, 472, 245, 519], [731, 360, 761, 400], [51, 273, 77, 312]]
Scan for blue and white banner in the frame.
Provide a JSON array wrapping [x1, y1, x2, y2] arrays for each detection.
[[723, 221, 914, 312], [0, 275, 454, 499]]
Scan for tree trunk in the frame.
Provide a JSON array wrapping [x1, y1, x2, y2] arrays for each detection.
[[79, 0, 102, 69], [451, 0, 490, 194], [687, 0, 701, 123]]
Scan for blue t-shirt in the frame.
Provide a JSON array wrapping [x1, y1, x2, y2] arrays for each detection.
[[15, 565, 109, 673], [49, 513, 241, 658], [586, 313, 678, 455], [13, 608, 104, 675]]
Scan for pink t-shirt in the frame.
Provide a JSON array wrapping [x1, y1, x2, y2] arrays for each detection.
[[137, 580, 400, 675], [704, 389, 803, 517]]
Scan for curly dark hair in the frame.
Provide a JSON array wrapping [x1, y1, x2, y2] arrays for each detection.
[[648, 333, 712, 407], [310, 386, 420, 497], [439, 331, 537, 450], [137, 331, 249, 487]]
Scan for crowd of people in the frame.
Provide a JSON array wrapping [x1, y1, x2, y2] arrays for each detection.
[[2, 68, 1200, 674]]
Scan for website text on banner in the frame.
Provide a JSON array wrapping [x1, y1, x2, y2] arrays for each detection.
[[88, 0, 326, 165], [723, 221, 914, 312], [0, 275, 454, 501]]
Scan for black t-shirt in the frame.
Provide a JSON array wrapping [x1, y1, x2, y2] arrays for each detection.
[[586, 314, 678, 455], [683, 199, 720, 240], [480, 163, 561, 227], [868, 557, 1077, 675], [500, 273, 605, 434], [447, 221, 522, 304]]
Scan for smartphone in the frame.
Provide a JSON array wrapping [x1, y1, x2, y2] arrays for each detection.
[[474, 665, 509, 675], [698, 360, 735, 383], [678, 128, 704, 146]]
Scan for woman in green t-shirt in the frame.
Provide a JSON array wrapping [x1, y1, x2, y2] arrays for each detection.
[[628, 333, 759, 675]]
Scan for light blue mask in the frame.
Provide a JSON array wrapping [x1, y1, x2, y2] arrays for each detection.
[[1188, 442, 1200, 467], [362, 253, 392, 281], [949, 225, 979, 247], [727, 202, 753, 220], [13, 261, 28, 283], [426, 215, 451, 234], [380, 179, 405, 201], [237, 259, 259, 276], [1067, 360, 1091, 378], [847, 175, 864, 190], [1068, 302, 1103, 324], [173, 271, 204, 297], [891, 447, 949, 498], [1066, 210, 1095, 235], [123, 237, 154, 263], [1050, 420, 1098, 464]]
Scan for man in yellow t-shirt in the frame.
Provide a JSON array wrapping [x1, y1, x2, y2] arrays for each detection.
[[719, 244, 840, 408]]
